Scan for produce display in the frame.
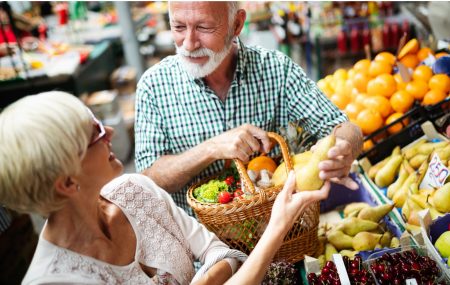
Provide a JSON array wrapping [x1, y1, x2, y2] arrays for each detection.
[[316, 38, 450, 147]]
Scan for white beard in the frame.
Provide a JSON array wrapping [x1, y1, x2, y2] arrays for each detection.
[[176, 43, 233, 79]]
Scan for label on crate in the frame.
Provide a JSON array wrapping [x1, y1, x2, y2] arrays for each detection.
[[419, 153, 450, 190]]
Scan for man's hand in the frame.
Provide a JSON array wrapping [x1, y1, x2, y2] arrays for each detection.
[[268, 171, 331, 235], [206, 124, 271, 162], [317, 137, 358, 190]]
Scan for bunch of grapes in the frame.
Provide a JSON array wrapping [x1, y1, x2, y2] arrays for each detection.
[[369, 250, 445, 284]]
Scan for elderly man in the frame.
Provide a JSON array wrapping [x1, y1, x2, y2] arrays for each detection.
[[135, 2, 363, 215]]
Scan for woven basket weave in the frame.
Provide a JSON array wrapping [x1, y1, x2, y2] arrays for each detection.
[[187, 132, 320, 263]]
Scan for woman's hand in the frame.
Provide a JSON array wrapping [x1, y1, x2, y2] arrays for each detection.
[[267, 170, 330, 235]]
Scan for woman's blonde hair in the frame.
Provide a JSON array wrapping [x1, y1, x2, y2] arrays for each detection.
[[0, 91, 92, 217]]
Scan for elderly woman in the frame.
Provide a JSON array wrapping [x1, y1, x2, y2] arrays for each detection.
[[0, 92, 330, 285]]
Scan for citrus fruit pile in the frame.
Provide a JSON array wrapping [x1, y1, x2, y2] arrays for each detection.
[[317, 39, 450, 143]]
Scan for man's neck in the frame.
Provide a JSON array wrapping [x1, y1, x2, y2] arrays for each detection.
[[204, 45, 239, 102]]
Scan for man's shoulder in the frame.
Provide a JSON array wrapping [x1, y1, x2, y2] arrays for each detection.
[[140, 55, 181, 81], [244, 44, 291, 65]]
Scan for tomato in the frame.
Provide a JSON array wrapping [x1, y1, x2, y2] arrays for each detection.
[[218, 191, 232, 204], [224, 176, 235, 186], [233, 189, 243, 197]]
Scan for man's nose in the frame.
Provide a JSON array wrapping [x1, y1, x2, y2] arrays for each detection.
[[183, 28, 200, 51]]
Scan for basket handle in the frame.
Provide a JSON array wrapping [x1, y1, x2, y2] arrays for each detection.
[[233, 132, 293, 194]]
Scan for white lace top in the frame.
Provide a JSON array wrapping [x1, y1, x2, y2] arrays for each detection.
[[22, 174, 247, 285]]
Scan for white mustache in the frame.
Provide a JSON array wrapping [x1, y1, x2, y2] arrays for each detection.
[[176, 46, 214, 58]]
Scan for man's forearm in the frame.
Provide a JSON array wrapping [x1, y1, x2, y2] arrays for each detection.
[[334, 121, 363, 159], [142, 141, 217, 193]]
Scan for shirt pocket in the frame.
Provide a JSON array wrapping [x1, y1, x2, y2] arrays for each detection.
[[250, 117, 276, 132]]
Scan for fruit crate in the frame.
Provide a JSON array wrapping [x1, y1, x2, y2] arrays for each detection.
[[364, 245, 449, 284], [422, 97, 450, 136]]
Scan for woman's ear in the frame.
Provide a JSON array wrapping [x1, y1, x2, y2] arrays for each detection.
[[54, 176, 79, 197]]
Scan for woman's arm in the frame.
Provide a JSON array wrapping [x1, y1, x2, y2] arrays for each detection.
[[225, 171, 331, 284]]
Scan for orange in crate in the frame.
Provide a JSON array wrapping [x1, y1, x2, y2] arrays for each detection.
[[374, 52, 396, 65], [412, 65, 433, 82], [417, 47, 434, 61], [390, 90, 414, 113], [422, 89, 447, 106], [428, 74, 450, 93], [369, 60, 392, 77], [247, 155, 277, 173], [406, 80, 429, 100], [400, 54, 420, 69], [363, 95, 392, 118], [356, 109, 383, 135], [385, 112, 409, 134]]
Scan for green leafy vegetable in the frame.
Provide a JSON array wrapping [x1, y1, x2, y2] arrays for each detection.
[[193, 180, 229, 203]]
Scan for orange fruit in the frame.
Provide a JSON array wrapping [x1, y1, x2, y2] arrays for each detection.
[[417, 47, 434, 61], [356, 109, 384, 135], [363, 95, 392, 118], [355, 93, 368, 106], [422, 89, 447, 105], [390, 90, 415, 113], [435, 52, 448, 59], [367, 74, 396, 97], [412, 65, 433, 82], [347, 68, 356, 80], [405, 80, 429, 100], [354, 59, 371, 73], [369, 60, 392, 77], [428, 74, 450, 93], [247, 155, 277, 173], [330, 93, 351, 110], [385, 112, 409, 134], [352, 72, 370, 93], [400, 54, 420, 69], [334, 68, 348, 81], [363, 140, 374, 152], [374, 52, 396, 65], [398, 38, 419, 59], [394, 73, 407, 90], [345, 102, 364, 120]]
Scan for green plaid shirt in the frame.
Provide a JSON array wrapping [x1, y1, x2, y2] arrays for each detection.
[[135, 40, 347, 216]]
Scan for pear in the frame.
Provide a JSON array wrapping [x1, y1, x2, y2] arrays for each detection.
[[272, 151, 312, 186], [417, 141, 448, 156], [368, 157, 390, 179], [375, 154, 403, 187], [401, 199, 411, 221], [403, 139, 427, 159], [405, 223, 421, 234], [417, 159, 429, 185], [343, 202, 371, 218], [357, 204, 394, 222], [390, 237, 400, 248], [352, 232, 382, 251], [341, 217, 379, 236], [295, 134, 335, 191], [393, 172, 417, 207], [408, 210, 421, 226], [387, 163, 409, 199], [432, 182, 450, 213], [409, 154, 428, 169], [339, 250, 357, 258], [429, 207, 445, 220], [408, 182, 419, 195], [434, 231, 450, 258], [327, 230, 354, 250], [325, 243, 338, 261], [436, 144, 450, 161], [380, 231, 392, 247], [317, 255, 325, 268], [410, 193, 430, 209]]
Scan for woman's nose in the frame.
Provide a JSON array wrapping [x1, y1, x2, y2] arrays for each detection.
[[104, 126, 114, 142]]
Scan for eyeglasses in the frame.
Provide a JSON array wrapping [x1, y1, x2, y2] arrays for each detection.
[[87, 110, 106, 148]]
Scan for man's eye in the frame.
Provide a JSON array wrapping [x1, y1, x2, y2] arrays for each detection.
[[172, 25, 186, 31], [197, 26, 212, 32]]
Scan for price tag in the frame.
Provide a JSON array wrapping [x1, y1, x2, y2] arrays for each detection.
[[419, 153, 450, 190], [405, 279, 418, 285]]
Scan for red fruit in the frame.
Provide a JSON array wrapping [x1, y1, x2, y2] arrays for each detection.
[[233, 189, 243, 197], [224, 176, 235, 186], [218, 192, 232, 204]]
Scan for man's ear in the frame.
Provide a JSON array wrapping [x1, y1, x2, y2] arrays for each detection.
[[233, 9, 247, 36], [54, 176, 78, 197]]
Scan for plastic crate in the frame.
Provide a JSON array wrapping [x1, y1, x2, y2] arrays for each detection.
[[422, 97, 450, 135]]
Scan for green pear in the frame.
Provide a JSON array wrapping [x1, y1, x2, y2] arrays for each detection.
[[341, 217, 379, 236], [375, 154, 403, 187], [403, 139, 427, 159], [325, 243, 338, 261], [432, 183, 450, 213], [357, 204, 395, 222], [352, 232, 382, 251], [339, 250, 357, 258], [387, 163, 408, 199], [296, 134, 335, 191], [390, 237, 400, 248], [343, 202, 371, 218], [327, 230, 354, 250], [435, 231, 450, 258], [380, 231, 392, 247]]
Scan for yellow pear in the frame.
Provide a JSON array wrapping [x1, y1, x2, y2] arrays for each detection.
[[408, 210, 421, 226], [432, 182, 450, 213], [390, 237, 400, 248], [410, 193, 430, 209], [317, 255, 325, 268], [403, 139, 427, 159], [380, 231, 392, 247], [341, 217, 379, 236], [343, 202, 371, 218], [393, 172, 417, 207], [272, 151, 312, 186], [327, 230, 354, 250], [368, 146, 400, 179], [409, 154, 428, 169], [387, 163, 409, 199], [405, 223, 421, 234], [339, 250, 357, 258], [352, 232, 382, 251], [436, 144, 450, 161], [417, 141, 448, 156], [357, 204, 395, 222], [402, 200, 411, 222], [375, 154, 403, 187], [296, 135, 335, 191], [325, 243, 338, 261], [429, 207, 445, 220]]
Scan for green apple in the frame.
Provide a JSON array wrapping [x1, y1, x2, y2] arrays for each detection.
[[435, 231, 450, 258]]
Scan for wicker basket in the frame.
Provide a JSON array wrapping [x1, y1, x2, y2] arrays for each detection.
[[187, 132, 320, 263]]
